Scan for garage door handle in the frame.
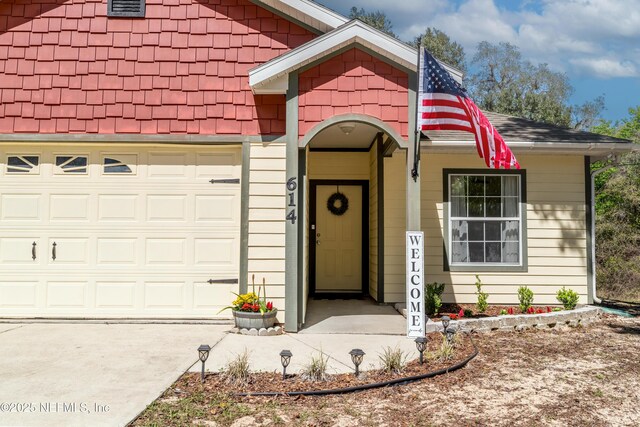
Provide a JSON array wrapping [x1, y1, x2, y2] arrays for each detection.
[[32, 242, 36, 261], [52, 242, 57, 261]]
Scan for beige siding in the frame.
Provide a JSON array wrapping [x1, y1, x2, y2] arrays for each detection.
[[419, 153, 588, 305], [247, 142, 286, 321], [383, 151, 407, 302], [369, 142, 379, 300], [308, 152, 370, 180]]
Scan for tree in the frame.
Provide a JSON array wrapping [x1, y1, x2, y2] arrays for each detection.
[[412, 28, 466, 73], [468, 41, 574, 127], [348, 7, 395, 37], [592, 106, 640, 302]]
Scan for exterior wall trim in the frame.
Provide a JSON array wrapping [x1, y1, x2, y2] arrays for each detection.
[[584, 156, 594, 304], [299, 114, 408, 149], [239, 140, 252, 294], [376, 133, 385, 302], [284, 72, 300, 332], [0, 134, 286, 144], [442, 168, 529, 273]]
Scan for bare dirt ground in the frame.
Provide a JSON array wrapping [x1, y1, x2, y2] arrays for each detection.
[[133, 315, 640, 427]]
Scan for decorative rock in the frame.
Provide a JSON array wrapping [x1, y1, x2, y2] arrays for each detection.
[[247, 328, 258, 336], [567, 319, 580, 328], [258, 328, 268, 336], [515, 324, 530, 332]]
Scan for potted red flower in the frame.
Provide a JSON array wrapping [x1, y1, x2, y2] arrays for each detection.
[[221, 275, 277, 330]]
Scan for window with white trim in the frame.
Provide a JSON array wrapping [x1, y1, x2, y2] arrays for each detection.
[[447, 172, 524, 267]]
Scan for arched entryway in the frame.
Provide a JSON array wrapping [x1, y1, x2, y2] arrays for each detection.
[[298, 114, 406, 329]]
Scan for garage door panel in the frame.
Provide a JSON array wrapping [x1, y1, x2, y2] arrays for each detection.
[[48, 238, 89, 264], [148, 152, 189, 178], [95, 282, 136, 309], [46, 281, 88, 308], [0, 281, 38, 307], [196, 152, 240, 179], [195, 194, 239, 224], [147, 195, 187, 221], [1, 194, 41, 221], [97, 238, 138, 265], [49, 194, 90, 221], [194, 238, 237, 267], [98, 195, 138, 222], [145, 238, 186, 265], [0, 238, 40, 264], [193, 281, 234, 310], [144, 282, 186, 309]]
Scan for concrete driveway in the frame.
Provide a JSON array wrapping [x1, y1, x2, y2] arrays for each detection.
[[0, 322, 229, 427]]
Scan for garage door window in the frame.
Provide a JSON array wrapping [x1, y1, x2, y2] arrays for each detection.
[[56, 156, 88, 174], [103, 156, 134, 174], [7, 155, 39, 174]]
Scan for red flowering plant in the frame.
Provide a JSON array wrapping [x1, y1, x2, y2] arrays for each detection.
[[220, 275, 275, 314]]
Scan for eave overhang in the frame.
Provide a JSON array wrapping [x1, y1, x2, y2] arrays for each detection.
[[421, 140, 637, 156]]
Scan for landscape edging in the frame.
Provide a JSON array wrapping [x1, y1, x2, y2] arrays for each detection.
[[394, 305, 602, 333]]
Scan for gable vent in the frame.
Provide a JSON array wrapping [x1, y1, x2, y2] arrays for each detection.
[[108, 0, 146, 17]]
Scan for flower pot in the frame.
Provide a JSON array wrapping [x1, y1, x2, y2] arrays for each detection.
[[233, 309, 277, 330]]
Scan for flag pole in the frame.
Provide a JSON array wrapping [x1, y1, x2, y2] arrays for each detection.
[[411, 47, 422, 182]]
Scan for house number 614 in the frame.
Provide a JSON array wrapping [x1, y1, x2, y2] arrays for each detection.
[[286, 177, 297, 225]]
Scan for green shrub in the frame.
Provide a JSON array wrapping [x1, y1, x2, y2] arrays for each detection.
[[424, 282, 446, 315], [435, 334, 454, 361], [475, 275, 489, 313], [556, 287, 579, 310], [378, 346, 407, 374], [518, 286, 534, 313], [498, 309, 508, 315], [463, 308, 473, 317]]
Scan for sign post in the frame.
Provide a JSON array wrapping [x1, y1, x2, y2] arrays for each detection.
[[406, 231, 425, 338]]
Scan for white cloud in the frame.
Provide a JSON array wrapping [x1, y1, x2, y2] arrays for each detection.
[[570, 58, 639, 78], [318, 0, 640, 81]]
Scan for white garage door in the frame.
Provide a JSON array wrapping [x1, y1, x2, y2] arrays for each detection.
[[0, 145, 241, 318]]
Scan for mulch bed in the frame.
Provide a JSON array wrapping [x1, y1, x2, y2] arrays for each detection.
[[182, 332, 474, 395], [430, 303, 563, 321]]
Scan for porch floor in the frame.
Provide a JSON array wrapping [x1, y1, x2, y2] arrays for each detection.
[[300, 298, 406, 335]]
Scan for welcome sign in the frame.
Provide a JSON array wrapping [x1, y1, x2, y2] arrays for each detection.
[[406, 231, 425, 338]]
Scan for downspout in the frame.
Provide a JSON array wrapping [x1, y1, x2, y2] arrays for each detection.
[[590, 164, 616, 304]]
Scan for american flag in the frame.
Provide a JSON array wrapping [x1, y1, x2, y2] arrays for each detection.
[[417, 48, 520, 169]]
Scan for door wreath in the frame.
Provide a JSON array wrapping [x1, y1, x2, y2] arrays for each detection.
[[327, 191, 349, 216]]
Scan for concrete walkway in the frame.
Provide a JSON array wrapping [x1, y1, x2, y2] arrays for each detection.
[[0, 322, 229, 427], [0, 315, 416, 426]]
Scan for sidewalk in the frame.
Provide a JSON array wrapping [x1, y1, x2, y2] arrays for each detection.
[[189, 329, 419, 375]]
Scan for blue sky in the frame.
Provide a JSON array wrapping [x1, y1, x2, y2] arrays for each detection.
[[316, 0, 640, 123]]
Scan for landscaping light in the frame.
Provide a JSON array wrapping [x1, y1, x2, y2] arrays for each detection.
[[197, 344, 211, 383], [279, 349, 292, 380], [414, 336, 428, 364], [441, 315, 451, 331], [349, 348, 365, 376], [445, 327, 456, 344]]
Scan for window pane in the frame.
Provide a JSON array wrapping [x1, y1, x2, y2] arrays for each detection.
[[105, 164, 132, 173], [504, 197, 518, 217], [468, 176, 484, 196], [469, 242, 484, 262], [451, 241, 468, 262], [486, 197, 501, 217], [502, 176, 518, 197], [468, 221, 484, 241], [451, 220, 468, 241], [502, 221, 519, 241], [485, 176, 501, 196], [502, 242, 519, 263], [451, 196, 467, 217], [468, 197, 484, 217], [485, 242, 501, 262], [451, 176, 466, 196], [485, 222, 501, 241]]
